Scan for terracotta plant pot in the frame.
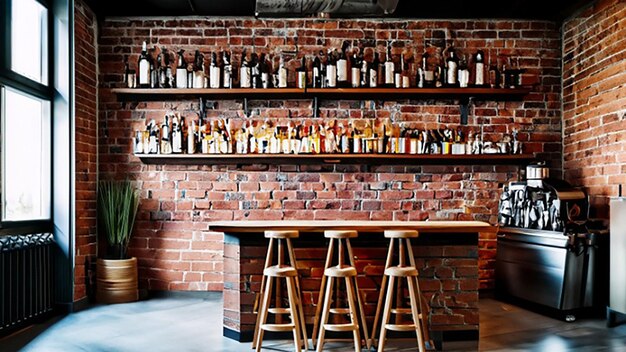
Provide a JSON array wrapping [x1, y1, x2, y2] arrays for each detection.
[[96, 257, 139, 304]]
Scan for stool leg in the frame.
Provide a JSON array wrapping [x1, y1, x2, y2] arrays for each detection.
[[346, 240, 370, 349], [287, 239, 310, 350], [378, 276, 395, 352], [345, 277, 362, 352], [316, 276, 334, 352], [406, 239, 432, 346], [407, 276, 426, 352], [312, 239, 335, 349], [370, 238, 395, 347], [255, 274, 274, 351], [286, 277, 302, 352], [253, 240, 275, 348]]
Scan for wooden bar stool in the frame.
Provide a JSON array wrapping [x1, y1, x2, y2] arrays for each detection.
[[312, 230, 370, 352], [253, 230, 309, 351], [370, 229, 430, 352]]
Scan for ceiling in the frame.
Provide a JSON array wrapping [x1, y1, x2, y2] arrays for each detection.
[[88, 0, 596, 22]]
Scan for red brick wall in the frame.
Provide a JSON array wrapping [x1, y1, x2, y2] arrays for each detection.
[[74, 0, 98, 302], [563, 0, 626, 218], [98, 18, 562, 291]]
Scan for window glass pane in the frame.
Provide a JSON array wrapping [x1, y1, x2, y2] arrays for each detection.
[[2, 87, 51, 221], [11, 0, 49, 85]]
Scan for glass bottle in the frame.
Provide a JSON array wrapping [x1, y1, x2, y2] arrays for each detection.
[[445, 48, 459, 87], [369, 52, 379, 88], [474, 49, 485, 87], [384, 42, 395, 88], [337, 41, 350, 87], [222, 51, 232, 89], [175, 49, 188, 89], [326, 49, 337, 88], [138, 41, 151, 88], [240, 48, 251, 88]]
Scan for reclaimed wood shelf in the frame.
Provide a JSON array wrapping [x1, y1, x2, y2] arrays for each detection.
[[111, 87, 530, 99], [136, 153, 535, 166], [111, 87, 305, 98]]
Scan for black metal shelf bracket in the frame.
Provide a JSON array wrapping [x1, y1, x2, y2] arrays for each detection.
[[460, 96, 475, 125]]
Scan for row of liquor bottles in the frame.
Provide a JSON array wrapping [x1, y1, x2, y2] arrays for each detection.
[[126, 40, 526, 90], [134, 114, 523, 156]]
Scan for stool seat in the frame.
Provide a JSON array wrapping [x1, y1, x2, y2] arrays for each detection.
[[265, 230, 299, 239], [384, 229, 419, 239], [384, 266, 419, 277], [324, 265, 357, 277], [264, 265, 298, 277], [324, 230, 358, 239]]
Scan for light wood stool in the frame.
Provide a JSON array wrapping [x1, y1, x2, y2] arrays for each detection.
[[370, 229, 431, 352], [312, 230, 370, 352], [253, 230, 309, 351]]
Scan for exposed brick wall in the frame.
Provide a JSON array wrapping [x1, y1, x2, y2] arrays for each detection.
[[74, 0, 98, 302], [562, 0, 626, 218], [98, 18, 562, 291]]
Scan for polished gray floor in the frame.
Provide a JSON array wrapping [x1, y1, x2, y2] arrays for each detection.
[[2, 294, 626, 351]]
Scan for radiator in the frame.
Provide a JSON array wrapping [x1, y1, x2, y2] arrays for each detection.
[[0, 233, 55, 335]]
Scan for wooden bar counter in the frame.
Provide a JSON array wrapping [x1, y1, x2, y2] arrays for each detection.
[[210, 220, 492, 346]]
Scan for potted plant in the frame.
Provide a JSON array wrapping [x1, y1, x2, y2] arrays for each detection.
[[96, 180, 140, 304]]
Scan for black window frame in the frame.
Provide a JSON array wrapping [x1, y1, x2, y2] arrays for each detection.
[[0, 0, 55, 234]]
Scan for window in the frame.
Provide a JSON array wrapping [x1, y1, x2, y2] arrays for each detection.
[[11, 0, 48, 85], [2, 87, 51, 221], [0, 0, 53, 229]]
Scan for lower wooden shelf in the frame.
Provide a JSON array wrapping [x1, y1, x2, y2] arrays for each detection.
[[136, 153, 535, 165]]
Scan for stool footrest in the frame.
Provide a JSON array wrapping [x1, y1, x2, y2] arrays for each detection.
[[267, 307, 292, 315], [384, 266, 419, 277], [329, 308, 351, 315], [384, 323, 417, 332], [391, 308, 412, 315], [324, 323, 359, 332], [261, 323, 296, 332]]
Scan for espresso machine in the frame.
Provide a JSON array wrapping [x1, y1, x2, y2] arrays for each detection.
[[496, 162, 608, 321]]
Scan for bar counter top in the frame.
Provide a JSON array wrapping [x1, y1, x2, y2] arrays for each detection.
[[209, 220, 494, 233]]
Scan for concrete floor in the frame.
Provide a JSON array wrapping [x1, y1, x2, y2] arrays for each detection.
[[2, 293, 626, 351]]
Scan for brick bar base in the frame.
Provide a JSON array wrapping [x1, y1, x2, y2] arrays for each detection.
[[223, 231, 479, 345]]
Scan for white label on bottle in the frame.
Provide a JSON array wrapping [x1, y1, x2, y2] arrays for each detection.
[[261, 73, 269, 88], [278, 68, 288, 88], [223, 66, 231, 88], [193, 71, 204, 89], [447, 61, 458, 85], [176, 68, 187, 89], [313, 67, 319, 85], [385, 62, 394, 85], [395, 73, 401, 88], [459, 69, 469, 88], [369, 69, 377, 87], [327, 65, 337, 87], [351, 68, 360, 87], [402, 75, 410, 88], [210, 66, 221, 88], [337, 59, 347, 82], [240, 67, 251, 88], [172, 131, 181, 153], [475, 62, 484, 85], [139, 60, 150, 85], [297, 72, 306, 89]]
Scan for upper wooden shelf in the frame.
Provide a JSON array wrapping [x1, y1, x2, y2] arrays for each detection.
[[136, 153, 535, 166], [110, 87, 531, 100]]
